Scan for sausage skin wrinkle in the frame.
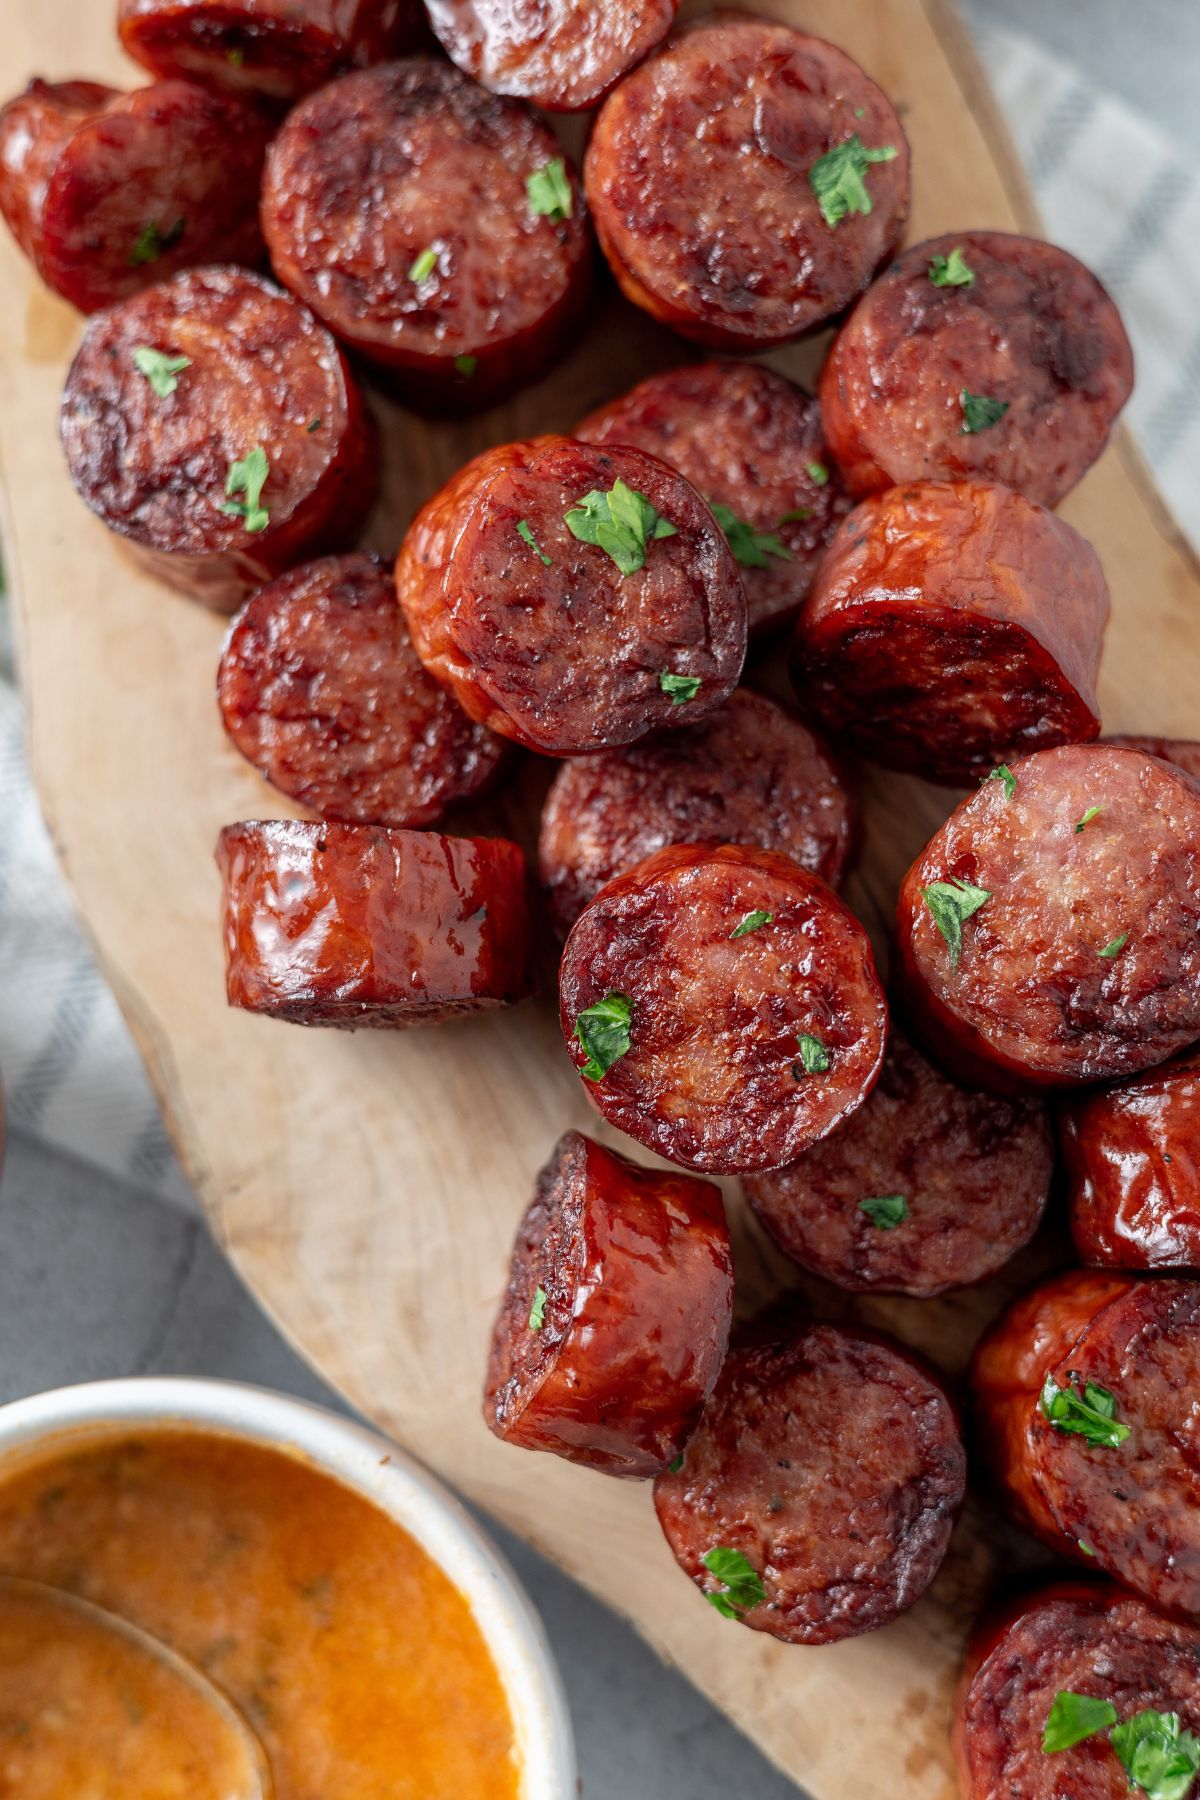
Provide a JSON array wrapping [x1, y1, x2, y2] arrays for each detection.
[[424, 0, 679, 111], [484, 1130, 733, 1477], [0, 78, 271, 314], [217, 820, 533, 1026], [896, 744, 1200, 1091], [558, 844, 887, 1175], [654, 1324, 966, 1644], [584, 14, 911, 349], [794, 480, 1109, 783]]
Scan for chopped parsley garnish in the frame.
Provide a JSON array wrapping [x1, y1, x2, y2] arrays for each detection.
[[1099, 932, 1129, 960], [708, 501, 790, 568], [1042, 1692, 1119, 1754], [778, 506, 813, 525], [859, 1194, 909, 1230], [565, 478, 677, 576], [929, 246, 975, 287], [226, 45, 245, 66], [517, 519, 552, 566], [809, 135, 898, 228], [731, 910, 773, 939], [409, 246, 438, 283], [526, 157, 573, 221], [307, 417, 322, 433], [700, 1547, 765, 1620], [454, 354, 477, 378], [132, 347, 190, 398], [1076, 805, 1103, 832], [219, 446, 270, 534], [574, 993, 633, 1082], [984, 763, 1017, 799], [666, 1453, 684, 1474], [660, 671, 701, 705], [919, 878, 992, 965], [960, 389, 1009, 434], [528, 1285, 547, 1331], [795, 1033, 830, 1074], [1039, 1373, 1130, 1448], [806, 461, 830, 486], [129, 216, 185, 267], [1080, 1540, 1096, 1556], [1112, 1709, 1200, 1799]]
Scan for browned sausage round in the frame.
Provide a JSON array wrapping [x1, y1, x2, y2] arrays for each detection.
[[972, 1270, 1200, 1617], [537, 688, 857, 937], [60, 266, 376, 610], [217, 553, 508, 828], [0, 78, 271, 314], [424, 0, 677, 112], [217, 820, 533, 1025], [396, 437, 746, 756], [1105, 734, 1200, 782], [820, 231, 1134, 505], [558, 844, 887, 1174], [896, 745, 1200, 1091], [955, 1580, 1200, 1800], [584, 15, 910, 350], [654, 1323, 966, 1644], [483, 1129, 733, 1477], [744, 1023, 1053, 1296], [118, 0, 417, 103], [575, 363, 852, 636], [1061, 1049, 1200, 1270], [261, 62, 591, 409], [793, 481, 1109, 784]]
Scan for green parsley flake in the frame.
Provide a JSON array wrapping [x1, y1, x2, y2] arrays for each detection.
[[960, 389, 1010, 434], [219, 446, 270, 534], [1099, 932, 1129, 960], [660, 671, 701, 705], [708, 501, 791, 569], [778, 506, 813, 526], [919, 877, 992, 965], [307, 417, 322, 433], [129, 216, 185, 268], [409, 246, 438, 283], [454, 354, 478, 378], [731, 910, 773, 939], [1040, 1373, 1130, 1448], [806, 461, 830, 486], [984, 764, 1017, 799], [574, 992, 633, 1082], [132, 347, 190, 398], [666, 1453, 684, 1474], [1076, 805, 1103, 832], [526, 157, 573, 221], [565, 478, 677, 576], [528, 1285, 547, 1331], [859, 1194, 909, 1230], [517, 519, 552, 566], [1042, 1691, 1118, 1755], [809, 135, 898, 228], [795, 1033, 830, 1074], [227, 45, 245, 66], [1111, 1709, 1200, 1799], [929, 246, 975, 288], [700, 1547, 765, 1620]]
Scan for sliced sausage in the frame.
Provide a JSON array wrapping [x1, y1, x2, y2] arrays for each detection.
[[218, 553, 507, 828], [793, 480, 1109, 784], [1061, 1049, 1200, 1270], [217, 820, 533, 1025], [584, 15, 910, 350], [820, 230, 1134, 505], [654, 1324, 966, 1644], [537, 688, 857, 937], [955, 1580, 1200, 1800], [261, 61, 591, 409], [744, 1023, 1053, 1297], [896, 744, 1200, 1091], [424, 0, 677, 112], [483, 1129, 733, 1477], [118, 0, 417, 103], [60, 265, 376, 610], [1105, 734, 1200, 782], [575, 362, 852, 636], [971, 1270, 1200, 1617], [558, 843, 887, 1174], [396, 437, 746, 756], [0, 78, 271, 314]]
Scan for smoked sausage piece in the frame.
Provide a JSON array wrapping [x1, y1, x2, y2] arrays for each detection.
[[820, 231, 1134, 505], [558, 844, 887, 1175], [537, 688, 857, 937], [424, 0, 677, 112], [217, 820, 533, 1025], [584, 15, 910, 350], [575, 363, 851, 636], [483, 1130, 733, 1477], [118, 0, 417, 103], [217, 553, 507, 828], [793, 480, 1108, 784], [971, 1270, 1200, 1617], [1061, 1049, 1200, 1270], [60, 265, 376, 610], [744, 1023, 1052, 1297], [896, 744, 1200, 1091], [955, 1580, 1200, 1800], [0, 78, 270, 314], [261, 62, 591, 409], [1105, 734, 1200, 782], [654, 1324, 966, 1644], [396, 437, 746, 756]]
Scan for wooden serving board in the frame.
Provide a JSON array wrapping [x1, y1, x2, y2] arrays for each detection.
[[3, 3, 1200, 1793]]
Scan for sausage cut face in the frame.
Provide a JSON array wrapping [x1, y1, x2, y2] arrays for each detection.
[[424, 0, 679, 111]]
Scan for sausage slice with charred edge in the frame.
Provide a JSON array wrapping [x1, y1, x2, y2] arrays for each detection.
[[424, 0, 678, 112], [484, 1130, 733, 1477]]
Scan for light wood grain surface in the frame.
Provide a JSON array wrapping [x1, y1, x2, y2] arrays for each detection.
[[2, 3, 1199, 1794]]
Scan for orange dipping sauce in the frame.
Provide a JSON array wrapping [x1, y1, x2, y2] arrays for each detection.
[[0, 1430, 521, 1800]]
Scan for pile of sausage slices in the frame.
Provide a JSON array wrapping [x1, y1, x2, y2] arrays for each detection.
[[6, 1, 1200, 1792]]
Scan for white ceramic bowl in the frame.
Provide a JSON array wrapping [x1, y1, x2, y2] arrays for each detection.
[[0, 1376, 575, 1798]]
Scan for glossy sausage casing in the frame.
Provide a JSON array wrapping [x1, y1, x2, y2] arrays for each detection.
[[484, 1130, 733, 1477], [424, 0, 678, 111], [217, 820, 533, 1026]]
